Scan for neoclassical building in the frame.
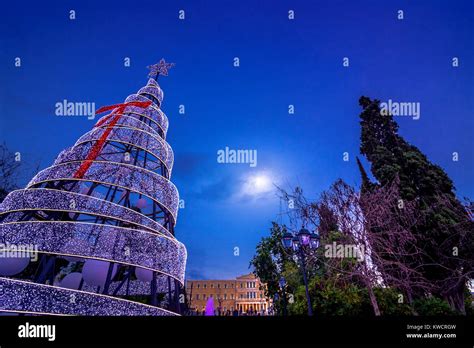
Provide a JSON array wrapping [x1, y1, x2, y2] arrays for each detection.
[[186, 273, 271, 315]]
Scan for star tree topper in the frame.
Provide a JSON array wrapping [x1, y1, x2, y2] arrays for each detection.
[[147, 59, 175, 80]]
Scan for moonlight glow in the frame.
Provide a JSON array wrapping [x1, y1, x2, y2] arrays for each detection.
[[243, 173, 273, 196]]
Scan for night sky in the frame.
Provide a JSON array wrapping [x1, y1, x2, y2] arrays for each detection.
[[1, 0, 473, 280]]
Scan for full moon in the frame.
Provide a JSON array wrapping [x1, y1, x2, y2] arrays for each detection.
[[243, 173, 273, 196]]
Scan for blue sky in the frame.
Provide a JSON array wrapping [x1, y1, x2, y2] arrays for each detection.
[[1, 0, 473, 279]]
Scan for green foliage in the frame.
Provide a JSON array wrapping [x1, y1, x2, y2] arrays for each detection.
[[250, 222, 293, 315], [373, 288, 413, 316], [296, 276, 371, 316], [281, 261, 302, 289], [287, 281, 450, 316], [313, 282, 369, 316], [413, 297, 455, 316], [464, 290, 474, 316], [287, 285, 309, 315], [251, 221, 470, 316]]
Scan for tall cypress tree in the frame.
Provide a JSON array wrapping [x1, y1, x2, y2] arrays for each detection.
[[358, 96, 474, 313], [356, 156, 376, 194]]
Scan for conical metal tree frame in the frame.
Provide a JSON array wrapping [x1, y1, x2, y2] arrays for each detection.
[[0, 60, 187, 316]]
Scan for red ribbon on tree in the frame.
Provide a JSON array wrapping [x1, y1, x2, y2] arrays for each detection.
[[73, 100, 152, 179]]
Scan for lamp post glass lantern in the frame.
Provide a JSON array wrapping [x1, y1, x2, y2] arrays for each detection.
[[280, 227, 319, 316], [297, 228, 311, 246], [310, 232, 320, 249], [282, 232, 293, 249], [291, 237, 300, 251]]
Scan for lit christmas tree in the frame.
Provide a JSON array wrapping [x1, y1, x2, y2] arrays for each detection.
[[0, 59, 187, 316]]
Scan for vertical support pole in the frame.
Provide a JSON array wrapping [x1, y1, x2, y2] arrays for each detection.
[[150, 271, 157, 306], [300, 249, 313, 316]]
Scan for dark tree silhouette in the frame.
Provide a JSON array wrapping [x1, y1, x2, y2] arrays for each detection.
[[0, 142, 21, 202], [358, 96, 474, 313]]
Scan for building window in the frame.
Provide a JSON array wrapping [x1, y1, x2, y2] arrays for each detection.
[[211, 284, 214, 288], [203, 284, 207, 289], [197, 284, 200, 289], [240, 283, 243, 288], [224, 284, 227, 289], [217, 283, 220, 288], [196, 294, 199, 300], [224, 294, 227, 300]]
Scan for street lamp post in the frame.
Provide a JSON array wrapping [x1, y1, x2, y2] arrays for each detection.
[[279, 277, 288, 316], [281, 228, 320, 316]]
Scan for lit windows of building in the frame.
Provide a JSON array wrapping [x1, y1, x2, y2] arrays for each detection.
[[186, 273, 271, 316]]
